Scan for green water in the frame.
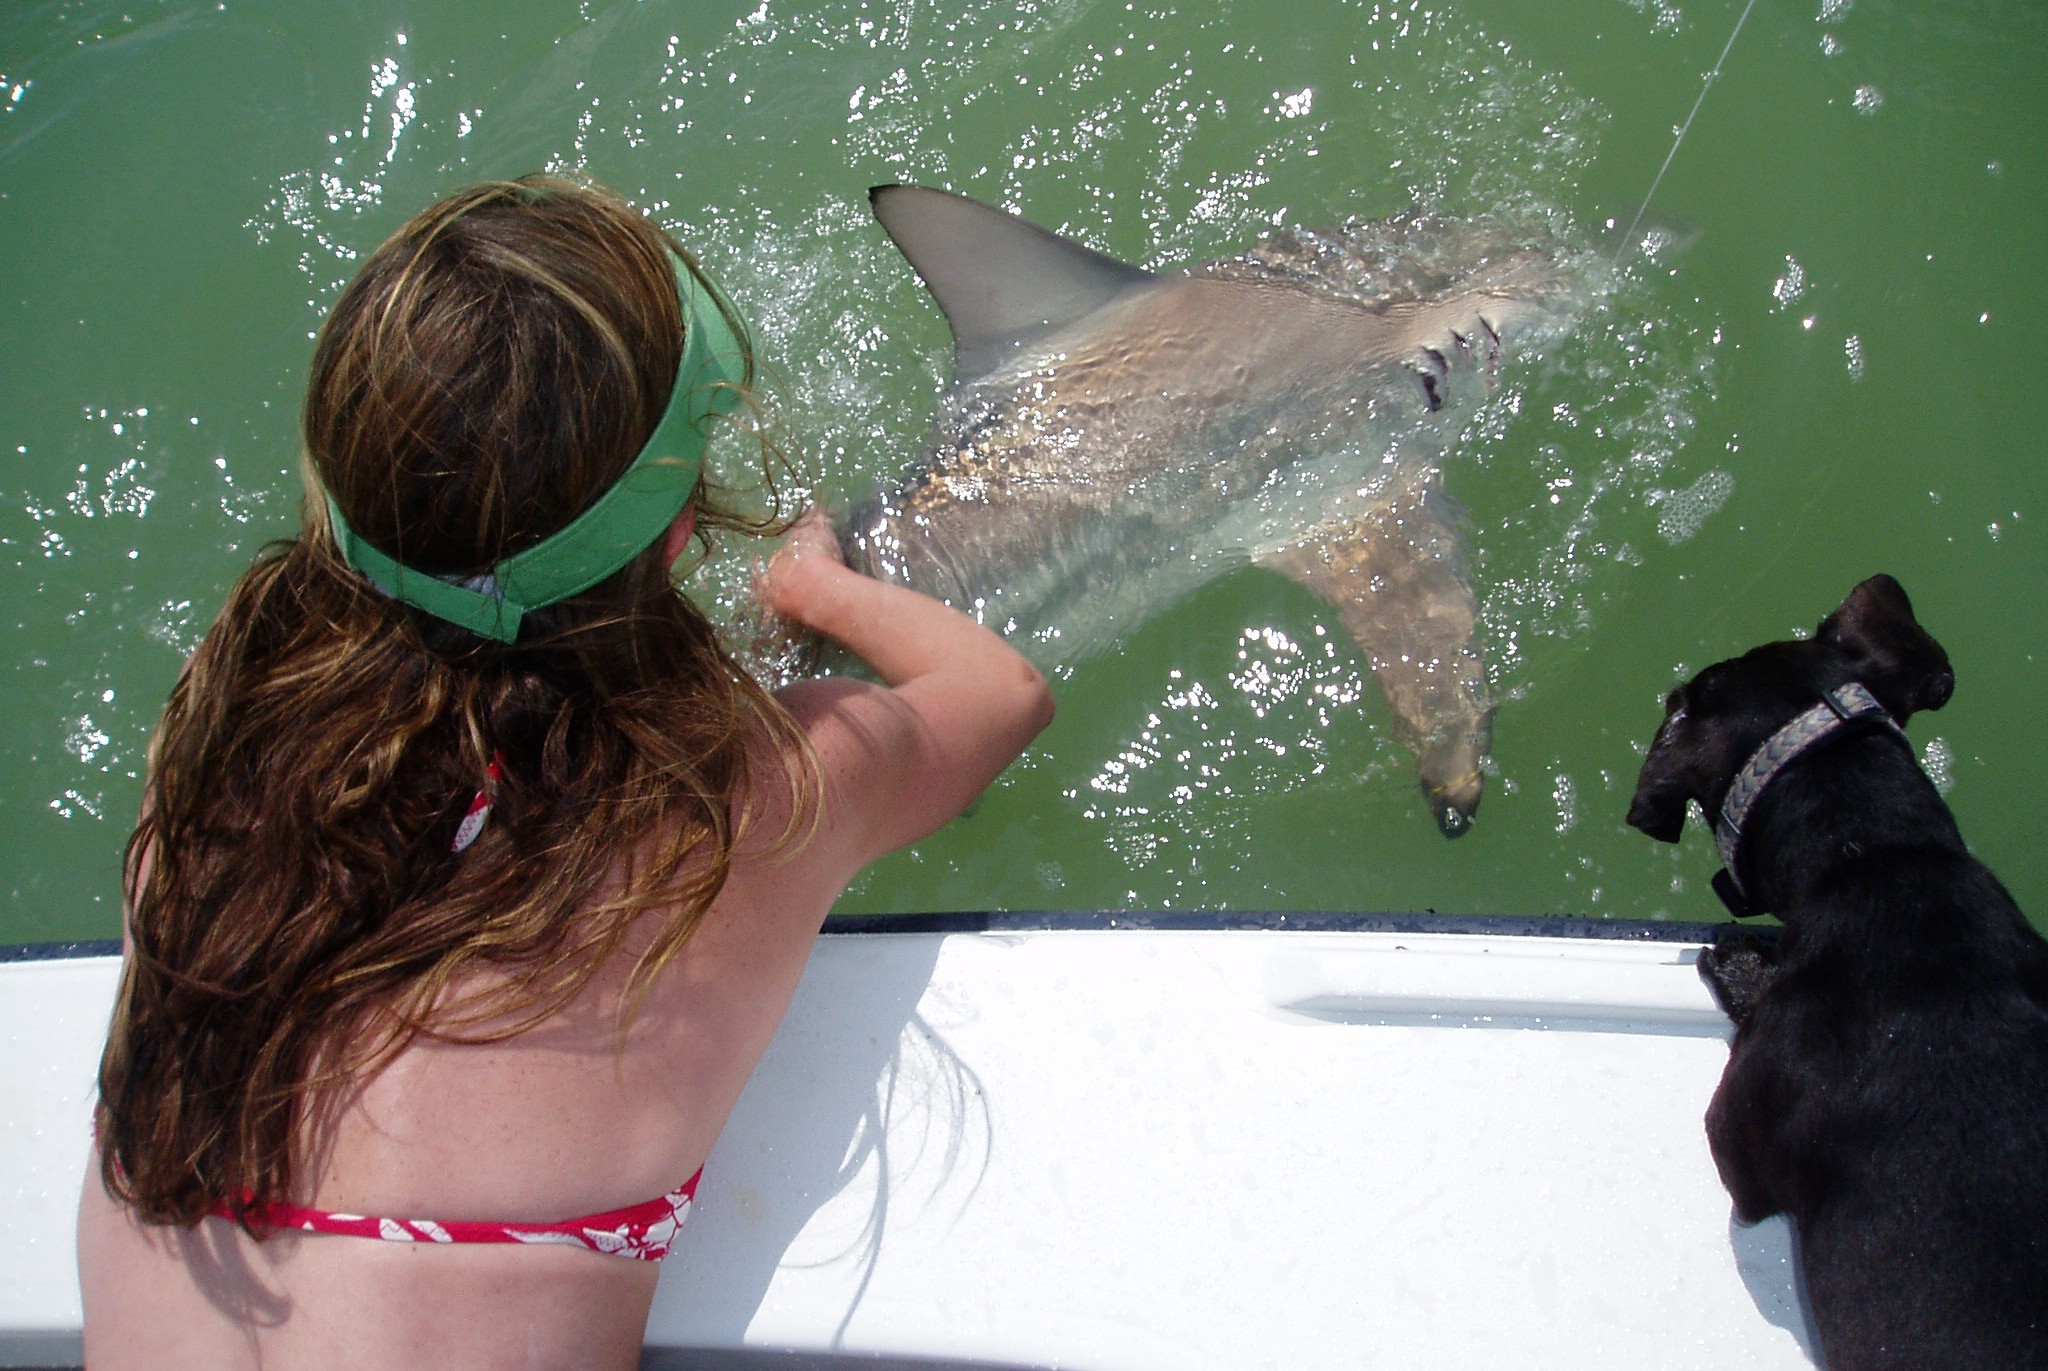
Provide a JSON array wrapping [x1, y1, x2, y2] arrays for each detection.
[[3, 0, 2044, 944]]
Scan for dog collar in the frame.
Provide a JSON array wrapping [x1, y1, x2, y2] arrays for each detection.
[[1711, 681, 1904, 917]]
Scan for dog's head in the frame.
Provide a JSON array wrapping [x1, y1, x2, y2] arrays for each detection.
[[1626, 575, 1954, 842]]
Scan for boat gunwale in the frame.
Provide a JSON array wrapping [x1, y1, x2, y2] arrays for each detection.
[[1, 910, 1752, 965]]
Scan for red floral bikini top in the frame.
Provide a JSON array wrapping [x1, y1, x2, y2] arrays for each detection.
[[212, 1170, 700, 1262]]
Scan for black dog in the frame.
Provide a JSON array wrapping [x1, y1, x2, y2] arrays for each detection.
[[1628, 575, 2048, 1370]]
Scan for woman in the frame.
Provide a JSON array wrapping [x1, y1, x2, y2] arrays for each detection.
[[76, 175, 1053, 1369]]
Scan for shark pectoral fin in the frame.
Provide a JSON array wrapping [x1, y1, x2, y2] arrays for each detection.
[[870, 185, 1157, 384], [1261, 496, 1494, 837]]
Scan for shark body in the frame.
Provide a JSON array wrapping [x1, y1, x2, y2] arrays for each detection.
[[842, 185, 1600, 833]]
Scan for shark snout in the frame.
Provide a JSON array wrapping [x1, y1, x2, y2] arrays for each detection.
[[1418, 726, 1489, 837]]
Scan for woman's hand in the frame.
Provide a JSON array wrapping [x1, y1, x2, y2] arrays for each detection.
[[763, 505, 1053, 857], [759, 508, 846, 627]]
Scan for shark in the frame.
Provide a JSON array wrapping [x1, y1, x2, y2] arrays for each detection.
[[838, 185, 1602, 834]]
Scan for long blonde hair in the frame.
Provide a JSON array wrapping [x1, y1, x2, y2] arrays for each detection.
[[98, 175, 813, 1227]]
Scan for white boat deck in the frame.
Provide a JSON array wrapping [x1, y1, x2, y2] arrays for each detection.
[[1, 924, 1819, 1369]]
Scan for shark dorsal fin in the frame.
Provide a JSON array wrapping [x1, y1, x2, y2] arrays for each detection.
[[870, 185, 1155, 383]]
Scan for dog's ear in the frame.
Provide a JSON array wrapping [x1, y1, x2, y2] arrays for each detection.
[[1628, 690, 1697, 843], [1818, 573, 1917, 650], [1818, 575, 1955, 717]]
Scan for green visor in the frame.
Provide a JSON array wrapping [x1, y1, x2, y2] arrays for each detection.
[[324, 252, 748, 643]]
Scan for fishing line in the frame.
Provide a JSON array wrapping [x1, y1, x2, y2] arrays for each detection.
[[1615, 0, 1761, 264]]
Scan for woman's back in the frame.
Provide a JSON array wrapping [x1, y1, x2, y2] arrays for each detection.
[[77, 176, 1052, 1370], [78, 763, 804, 1367]]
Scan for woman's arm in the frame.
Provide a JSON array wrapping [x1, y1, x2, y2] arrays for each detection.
[[763, 510, 1054, 865]]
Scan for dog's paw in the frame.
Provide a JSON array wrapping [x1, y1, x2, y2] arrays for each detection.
[[1700, 930, 1781, 1024]]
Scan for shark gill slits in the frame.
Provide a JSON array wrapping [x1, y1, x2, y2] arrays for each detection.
[[1476, 316, 1504, 384], [1417, 369, 1444, 412]]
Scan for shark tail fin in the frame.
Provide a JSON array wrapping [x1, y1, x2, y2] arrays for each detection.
[[870, 185, 1155, 384]]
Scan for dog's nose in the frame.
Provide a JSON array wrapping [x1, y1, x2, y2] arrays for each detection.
[[1921, 669, 1955, 711]]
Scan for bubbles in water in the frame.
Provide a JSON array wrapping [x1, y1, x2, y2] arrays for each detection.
[[1552, 771, 1577, 834], [1852, 85, 1884, 115], [1817, 0, 1854, 19], [1652, 469, 1734, 544], [1921, 737, 1954, 795], [1844, 334, 1865, 381], [1771, 256, 1806, 310]]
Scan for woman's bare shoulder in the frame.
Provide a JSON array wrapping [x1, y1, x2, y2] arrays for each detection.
[[771, 673, 918, 791]]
